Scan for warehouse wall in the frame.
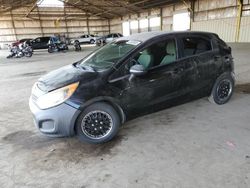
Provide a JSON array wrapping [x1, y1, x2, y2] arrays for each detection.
[[1, 0, 250, 48], [0, 6, 110, 48], [110, 0, 250, 43]]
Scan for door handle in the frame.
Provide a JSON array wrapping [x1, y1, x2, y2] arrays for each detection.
[[173, 67, 184, 74]]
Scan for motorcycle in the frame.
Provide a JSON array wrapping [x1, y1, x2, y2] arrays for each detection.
[[6, 45, 20, 58], [6, 42, 33, 58], [22, 41, 33, 57], [74, 40, 81, 51]]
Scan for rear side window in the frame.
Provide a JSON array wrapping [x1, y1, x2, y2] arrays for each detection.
[[182, 37, 212, 57], [41, 37, 50, 42]]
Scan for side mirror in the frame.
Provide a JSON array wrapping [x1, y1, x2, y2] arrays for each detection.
[[129, 64, 147, 77]]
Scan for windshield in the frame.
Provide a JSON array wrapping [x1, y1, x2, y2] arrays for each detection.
[[80, 40, 141, 71]]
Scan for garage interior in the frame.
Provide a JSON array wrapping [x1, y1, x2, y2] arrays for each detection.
[[0, 0, 250, 187]]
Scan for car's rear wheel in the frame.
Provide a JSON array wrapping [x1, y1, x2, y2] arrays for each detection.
[[76, 102, 120, 144], [209, 72, 234, 105], [90, 39, 95, 44]]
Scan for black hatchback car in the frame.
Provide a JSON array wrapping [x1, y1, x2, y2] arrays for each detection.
[[29, 31, 234, 144], [30, 37, 51, 49]]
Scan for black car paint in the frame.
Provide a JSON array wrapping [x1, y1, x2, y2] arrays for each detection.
[[38, 32, 233, 123], [31, 37, 51, 49]]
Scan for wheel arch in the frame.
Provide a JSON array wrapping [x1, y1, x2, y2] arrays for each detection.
[[72, 96, 126, 135]]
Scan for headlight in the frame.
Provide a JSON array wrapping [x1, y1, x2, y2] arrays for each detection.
[[36, 82, 79, 110]]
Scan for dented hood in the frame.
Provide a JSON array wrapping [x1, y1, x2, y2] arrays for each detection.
[[37, 64, 97, 92]]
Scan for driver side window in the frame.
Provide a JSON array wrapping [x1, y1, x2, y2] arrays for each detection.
[[132, 38, 177, 70], [109, 38, 177, 80]]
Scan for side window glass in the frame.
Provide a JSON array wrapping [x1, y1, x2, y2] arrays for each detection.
[[182, 37, 211, 57], [130, 39, 177, 70], [107, 34, 112, 38], [41, 38, 46, 42]]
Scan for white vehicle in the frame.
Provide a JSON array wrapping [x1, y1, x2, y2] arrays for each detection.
[[96, 33, 123, 46], [105, 33, 123, 43], [71, 34, 96, 44]]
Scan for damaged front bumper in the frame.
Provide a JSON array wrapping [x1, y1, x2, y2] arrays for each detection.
[[29, 98, 81, 137]]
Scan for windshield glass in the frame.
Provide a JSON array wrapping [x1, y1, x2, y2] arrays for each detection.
[[80, 40, 141, 71]]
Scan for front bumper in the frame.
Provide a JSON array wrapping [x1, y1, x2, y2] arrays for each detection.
[[29, 98, 81, 137]]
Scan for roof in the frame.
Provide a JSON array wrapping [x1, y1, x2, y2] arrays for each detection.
[[117, 31, 216, 43], [0, 0, 183, 18]]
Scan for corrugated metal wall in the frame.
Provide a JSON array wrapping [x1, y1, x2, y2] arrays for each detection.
[[109, 0, 250, 43], [191, 18, 237, 42], [1, 0, 250, 48], [192, 0, 250, 42], [0, 6, 109, 48], [239, 16, 250, 42]]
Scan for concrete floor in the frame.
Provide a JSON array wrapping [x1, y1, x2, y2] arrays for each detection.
[[0, 44, 250, 188]]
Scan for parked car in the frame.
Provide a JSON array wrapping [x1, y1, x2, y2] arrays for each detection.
[[11, 38, 33, 47], [30, 37, 51, 49], [29, 31, 234, 144], [70, 34, 96, 44], [96, 33, 123, 46]]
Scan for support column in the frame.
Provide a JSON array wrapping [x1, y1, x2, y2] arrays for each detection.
[[148, 10, 150, 32], [87, 17, 90, 34], [108, 19, 111, 33], [64, 6, 69, 38], [160, 8, 163, 31], [10, 10, 17, 41], [37, 7, 44, 36], [235, 0, 243, 42]]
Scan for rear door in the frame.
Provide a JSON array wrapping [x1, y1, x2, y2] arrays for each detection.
[[79, 35, 86, 43], [85, 35, 91, 43], [31, 37, 41, 49], [106, 34, 114, 43], [40, 37, 50, 49], [179, 35, 219, 92]]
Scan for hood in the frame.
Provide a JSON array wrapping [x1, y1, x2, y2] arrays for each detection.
[[37, 64, 97, 92]]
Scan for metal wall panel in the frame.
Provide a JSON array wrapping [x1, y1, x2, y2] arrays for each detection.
[[239, 16, 250, 42], [0, 6, 110, 47], [191, 18, 237, 42]]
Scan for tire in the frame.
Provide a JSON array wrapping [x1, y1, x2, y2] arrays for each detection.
[[48, 47, 53, 53], [209, 72, 235, 105], [90, 39, 95, 44], [76, 102, 121, 144], [25, 52, 32, 57]]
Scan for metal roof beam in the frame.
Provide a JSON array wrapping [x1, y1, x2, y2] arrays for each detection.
[[80, 0, 122, 17]]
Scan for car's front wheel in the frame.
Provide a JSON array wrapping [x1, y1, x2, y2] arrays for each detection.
[[90, 39, 95, 44], [76, 102, 121, 144], [209, 72, 234, 105]]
